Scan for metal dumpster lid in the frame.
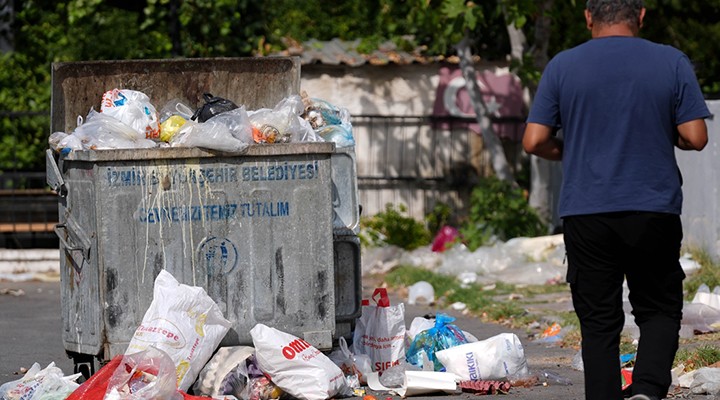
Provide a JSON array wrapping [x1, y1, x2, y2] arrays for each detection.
[[60, 142, 336, 162]]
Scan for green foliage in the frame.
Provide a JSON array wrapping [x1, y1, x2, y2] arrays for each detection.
[[425, 202, 453, 237], [460, 176, 547, 251], [360, 204, 431, 251]]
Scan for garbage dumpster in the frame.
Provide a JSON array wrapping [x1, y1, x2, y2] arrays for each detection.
[[45, 57, 361, 376]]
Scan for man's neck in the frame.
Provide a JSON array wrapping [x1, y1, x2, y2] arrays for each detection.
[[592, 24, 638, 38]]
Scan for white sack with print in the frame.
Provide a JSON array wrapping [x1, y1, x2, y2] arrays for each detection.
[[126, 269, 232, 391], [250, 324, 350, 400], [352, 288, 406, 373], [435, 333, 529, 381]]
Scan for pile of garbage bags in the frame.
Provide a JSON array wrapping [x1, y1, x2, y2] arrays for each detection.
[[48, 89, 355, 155], [0, 272, 548, 400]]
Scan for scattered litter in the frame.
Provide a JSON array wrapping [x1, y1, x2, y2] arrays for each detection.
[[0, 288, 25, 296], [459, 379, 511, 394], [538, 370, 573, 386], [407, 281, 434, 305], [406, 313, 468, 370]]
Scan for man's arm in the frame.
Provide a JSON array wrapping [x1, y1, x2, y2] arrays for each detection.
[[676, 119, 708, 151], [522, 122, 563, 161]]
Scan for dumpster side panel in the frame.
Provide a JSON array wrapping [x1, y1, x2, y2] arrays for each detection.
[[58, 166, 103, 356], [51, 57, 301, 134], [88, 149, 334, 357]]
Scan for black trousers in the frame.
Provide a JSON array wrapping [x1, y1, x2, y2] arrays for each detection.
[[563, 212, 685, 400]]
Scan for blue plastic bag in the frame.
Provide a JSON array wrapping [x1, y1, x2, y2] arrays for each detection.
[[406, 313, 468, 371]]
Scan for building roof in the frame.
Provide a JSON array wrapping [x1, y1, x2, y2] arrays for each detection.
[[273, 38, 473, 66]]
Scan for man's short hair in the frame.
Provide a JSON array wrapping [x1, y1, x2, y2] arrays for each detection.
[[586, 0, 644, 26]]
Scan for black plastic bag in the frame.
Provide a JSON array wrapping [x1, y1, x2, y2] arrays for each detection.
[[192, 93, 239, 122]]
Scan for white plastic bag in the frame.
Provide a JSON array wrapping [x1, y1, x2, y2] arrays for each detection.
[[104, 347, 182, 400], [327, 337, 372, 385], [101, 89, 161, 140], [73, 110, 157, 150], [250, 323, 350, 400], [352, 288, 406, 373], [435, 332, 529, 381], [125, 270, 232, 391], [170, 119, 249, 153], [0, 362, 81, 400]]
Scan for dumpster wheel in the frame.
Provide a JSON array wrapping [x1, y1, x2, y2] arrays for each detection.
[[68, 352, 98, 382]]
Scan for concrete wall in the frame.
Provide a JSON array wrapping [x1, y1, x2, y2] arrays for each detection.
[[676, 100, 720, 259]]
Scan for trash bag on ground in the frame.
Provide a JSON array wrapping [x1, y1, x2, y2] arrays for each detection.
[[327, 337, 372, 386], [104, 347, 183, 400], [125, 269, 232, 392], [406, 313, 468, 371], [250, 323, 351, 400], [352, 288, 407, 373], [436, 332, 529, 381], [0, 362, 81, 400]]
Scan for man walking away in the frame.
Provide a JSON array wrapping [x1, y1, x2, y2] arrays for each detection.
[[522, 1, 710, 399]]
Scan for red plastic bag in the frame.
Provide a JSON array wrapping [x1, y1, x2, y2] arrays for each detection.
[[66, 355, 123, 400], [431, 226, 458, 252], [67, 352, 206, 400]]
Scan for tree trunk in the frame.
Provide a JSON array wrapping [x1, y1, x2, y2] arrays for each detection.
[[456, 35, 516, 183], [526, 0, 561, 230]]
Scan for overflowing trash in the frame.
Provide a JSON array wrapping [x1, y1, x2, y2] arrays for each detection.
[[48, 89, 355, 155]]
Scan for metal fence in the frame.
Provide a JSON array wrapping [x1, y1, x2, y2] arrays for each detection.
[[353, 114, 524, 221]]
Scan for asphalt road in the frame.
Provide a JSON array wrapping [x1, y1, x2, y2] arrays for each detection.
[[0, 279, 711, 399]]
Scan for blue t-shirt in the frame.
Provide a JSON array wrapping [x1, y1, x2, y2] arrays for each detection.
[[527, 37, 711, 217]]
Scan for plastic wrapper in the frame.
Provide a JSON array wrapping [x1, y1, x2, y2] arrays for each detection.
[[170, 119, 249, 153], [316, 125, 354, 148], [160, 115, 188, 142], [301, 96, 354, 148], [327, 337, 371, 386], [159, 98, 194, 123], [249, 95, 320, 144], [378, 362, 421, 388], [105, 347, 183, 400], [406, 313, 468, 371], [101, 89, 161, 140], [206, 106, 254, 143]]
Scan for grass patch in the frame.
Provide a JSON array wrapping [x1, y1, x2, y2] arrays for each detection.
[[683, 248, 720, 300], [384, 265, 458, 297], [674, 344, 720, 371], [383, 265, 536, 325]]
